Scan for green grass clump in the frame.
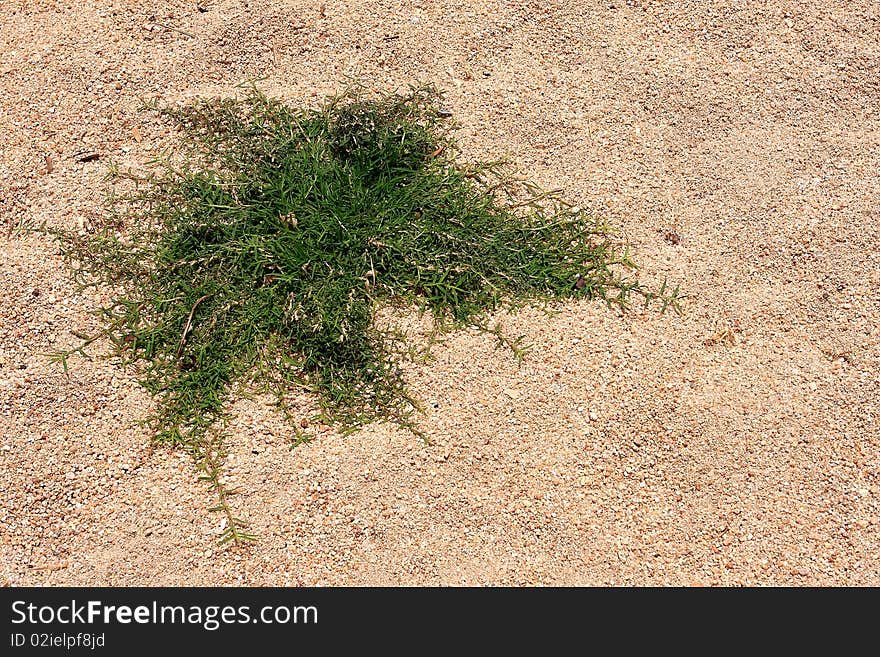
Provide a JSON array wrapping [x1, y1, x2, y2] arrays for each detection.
[[53, 85, 679, 543]]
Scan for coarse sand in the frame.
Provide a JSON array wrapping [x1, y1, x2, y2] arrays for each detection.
[[1, 0, 878, 585]]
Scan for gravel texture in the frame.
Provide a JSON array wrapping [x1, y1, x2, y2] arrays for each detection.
[[1, 0, 878, 586]]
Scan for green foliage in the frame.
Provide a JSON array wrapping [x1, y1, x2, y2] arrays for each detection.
[[52, 85, 680, 542]]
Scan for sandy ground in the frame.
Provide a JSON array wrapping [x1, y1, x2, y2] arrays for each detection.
[[1, 0, 878, 586]]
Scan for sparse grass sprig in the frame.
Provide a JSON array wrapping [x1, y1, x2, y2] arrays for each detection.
[[51, 84, 681, 542]]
